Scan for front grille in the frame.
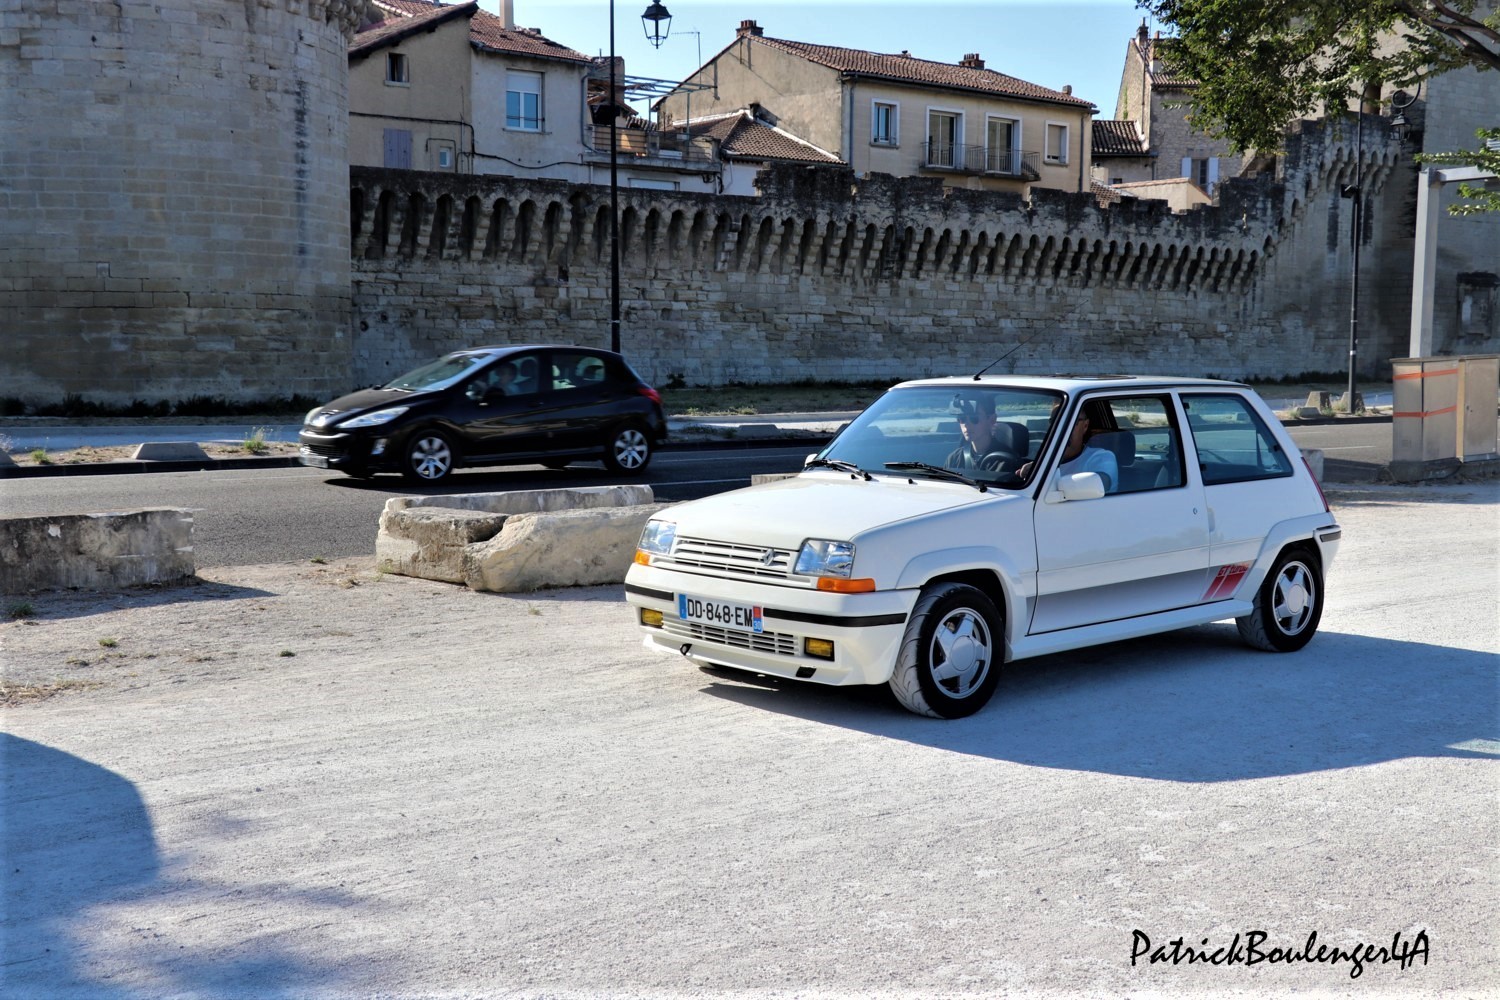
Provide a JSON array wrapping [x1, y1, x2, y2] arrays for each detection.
[[302, 443, 343, 458], [663, 619, 799, 656], [668, 537, 798, 579]]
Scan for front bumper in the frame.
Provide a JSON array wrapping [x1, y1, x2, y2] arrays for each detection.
[[624, 563, 915, 686], [298, 428, 394, 471]]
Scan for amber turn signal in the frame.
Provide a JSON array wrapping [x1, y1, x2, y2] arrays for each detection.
[[816, 577, 876, 593], [634, 550, 652, 566], [804, 638, 835, 659]]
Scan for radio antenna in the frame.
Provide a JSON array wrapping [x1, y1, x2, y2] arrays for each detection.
[[972, 328, 1043, 380]]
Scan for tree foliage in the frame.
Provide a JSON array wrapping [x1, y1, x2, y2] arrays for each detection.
[[1136, 0, 1500, 153], [1417, 127, 1500, 213]]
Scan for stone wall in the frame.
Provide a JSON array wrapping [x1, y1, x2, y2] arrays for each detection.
[[1, 0, 363, 407], [348, 117, 1460, 389]]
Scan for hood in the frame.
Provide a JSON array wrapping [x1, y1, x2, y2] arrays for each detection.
[[661, 473, 1002, 549], [307, 386, 435, 426]]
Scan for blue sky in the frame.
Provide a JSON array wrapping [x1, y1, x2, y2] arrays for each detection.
[[483, 0, 1161, 119]]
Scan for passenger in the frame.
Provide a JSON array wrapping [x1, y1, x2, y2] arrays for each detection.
[[1055, 407, 1118, 492]]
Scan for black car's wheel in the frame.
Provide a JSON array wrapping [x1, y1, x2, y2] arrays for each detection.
[[888, 582, 1003, 719], [603, 424, 652, 473], [403, 430, 454, 483], [1236, 547, 1323, 652]]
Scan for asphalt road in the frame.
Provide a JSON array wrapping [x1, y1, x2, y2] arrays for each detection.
[[0, 445, 820, 568], [3, 482, 1495, 997]]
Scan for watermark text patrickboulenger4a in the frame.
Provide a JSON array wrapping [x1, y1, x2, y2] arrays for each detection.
[[1130, 929, 1429, 979]]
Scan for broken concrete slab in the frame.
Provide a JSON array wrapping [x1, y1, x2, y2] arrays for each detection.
[[464, 503, 675, 593]]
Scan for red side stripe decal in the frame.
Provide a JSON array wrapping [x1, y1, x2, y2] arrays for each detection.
[[1203, 562, 1251, 601]]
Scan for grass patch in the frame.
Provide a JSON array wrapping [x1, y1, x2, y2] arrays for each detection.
[[29, 448, 50, 465], [1, 679, 103, 706], [7, 601, 35, 619], [98, 637, 118, 648], [242, 426, 272, 455]]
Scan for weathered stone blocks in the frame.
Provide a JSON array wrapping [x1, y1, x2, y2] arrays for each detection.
[[0, 509, 195, 593]]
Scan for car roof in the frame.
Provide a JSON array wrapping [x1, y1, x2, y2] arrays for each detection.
[[891, 374, 1251, 393], [449, 345, 615, 359]]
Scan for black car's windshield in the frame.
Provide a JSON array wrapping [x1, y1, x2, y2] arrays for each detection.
[[814, 385, 1065, 489], [383, 353, 492, 392]]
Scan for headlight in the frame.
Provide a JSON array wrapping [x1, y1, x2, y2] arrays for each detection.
[[637, 519, 677, 557], [337, 406, 409, 429], [305, 406, 324, 427], [795, 539, 855, 578]]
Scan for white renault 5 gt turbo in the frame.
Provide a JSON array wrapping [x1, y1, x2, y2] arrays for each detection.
[[625, 375, 1341, 718]]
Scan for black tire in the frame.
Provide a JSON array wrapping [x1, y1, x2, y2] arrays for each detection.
[[888, 582, 1004, 719], [402, 430, 454, 483], [603, 424, 652, 473], [1236, 547, 1323, 652]]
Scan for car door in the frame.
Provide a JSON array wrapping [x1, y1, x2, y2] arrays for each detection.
[[1029, 392, 1212, 634], [448, 352, 551, 459], [544, 349, 625, 450]]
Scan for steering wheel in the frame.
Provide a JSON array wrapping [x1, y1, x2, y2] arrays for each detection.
[[978, 451, 1018, 472]]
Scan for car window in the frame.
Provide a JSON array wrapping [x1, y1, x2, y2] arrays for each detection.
[[383, 353, 488, 391], [549, 351, 611, 393], [1181, 393, 1293, 484], [818, 385, 1064, 489], [1089, 395, 1186, 493]]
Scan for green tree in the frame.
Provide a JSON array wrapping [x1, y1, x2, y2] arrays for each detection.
[[1136, 0, 1499, 152], [1416, 127, 1500, 213]]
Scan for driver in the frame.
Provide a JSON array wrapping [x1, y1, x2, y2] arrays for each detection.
[[946, 395, 1015, 472]]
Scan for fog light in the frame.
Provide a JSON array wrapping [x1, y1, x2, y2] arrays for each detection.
[[640, 608, 664, 628], [371, 438, 388, 456], [804, 637, 834, 660]]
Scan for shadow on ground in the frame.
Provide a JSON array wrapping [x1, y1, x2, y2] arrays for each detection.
[[11, 580, 277, 622], [0, 735, 371, 998], [698, 626, 1497, 782]]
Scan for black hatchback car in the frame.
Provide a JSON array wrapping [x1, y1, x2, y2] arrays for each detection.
[[298, 345, 667, 482]]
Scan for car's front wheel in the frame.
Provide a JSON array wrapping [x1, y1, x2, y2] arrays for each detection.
[[1236, 547, 1323, 652], [888, 582, 1003, 719], [403, 430, 454, 483], [603, 424, 652, 473]]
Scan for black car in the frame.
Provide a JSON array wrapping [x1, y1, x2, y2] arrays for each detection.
[[298, 345, 667, 482]]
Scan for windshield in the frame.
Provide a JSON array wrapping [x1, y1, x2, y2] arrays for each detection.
[[382, 353, 492, 392], [815, 385, 1065, 489]]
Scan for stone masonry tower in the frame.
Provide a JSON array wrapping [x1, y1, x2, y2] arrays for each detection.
[[2, 0, 364, 407]]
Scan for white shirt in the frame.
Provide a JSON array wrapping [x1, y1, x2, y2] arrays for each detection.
[[1058, 445, 1119, 492]]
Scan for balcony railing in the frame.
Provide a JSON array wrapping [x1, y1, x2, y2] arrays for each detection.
[[589, 125, 718, 165], [922, 141, 1040, 179]]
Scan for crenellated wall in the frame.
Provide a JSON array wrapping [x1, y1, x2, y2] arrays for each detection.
[[346, 118, 1430, 389]]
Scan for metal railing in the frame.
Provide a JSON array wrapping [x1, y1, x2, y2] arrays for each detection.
[[922, 141, 1040, 179], [589, 125, 718, 164]]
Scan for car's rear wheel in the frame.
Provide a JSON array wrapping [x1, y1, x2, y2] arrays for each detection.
[[1236, 547, 1323, 652], [403, 431, 454, 483], [603, 424, 652, 473], [888, 582, 1003, 719]]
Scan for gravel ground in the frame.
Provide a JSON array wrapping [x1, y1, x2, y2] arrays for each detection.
[[1, 481, 1495, 998]]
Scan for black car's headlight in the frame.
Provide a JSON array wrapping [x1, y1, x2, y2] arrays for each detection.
[[337, 406, 409, 429]]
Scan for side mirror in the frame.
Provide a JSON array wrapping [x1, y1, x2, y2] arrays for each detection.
[[804, 453, 818, 467], [1045, 471, 1106, 503]]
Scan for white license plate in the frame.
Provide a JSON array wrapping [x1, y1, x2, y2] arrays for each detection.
[[299, 450, 330, 469], [678, 594, 763, 633]]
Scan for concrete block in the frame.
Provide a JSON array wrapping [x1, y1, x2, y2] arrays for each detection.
[[1300, 448, 1325, 483], [378, 485, 656, 584], [0, 508, 194, 593], [464, 503, 676, 593], [0, 450, 14, 467], [132, 441, 209, 461]]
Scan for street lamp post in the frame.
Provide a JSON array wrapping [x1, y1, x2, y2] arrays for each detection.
[[608, 1, 672, 354]]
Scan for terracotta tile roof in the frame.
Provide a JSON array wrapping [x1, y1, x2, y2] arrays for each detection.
[[1091, 180, 1124, 205], [351, 1, 474, 57], [756, 36, 1095, 109], [358, 0, 590, 65], [1092, 119, 1147, 156], [682, 110, 843, 164], [467, 8, 590, 64], [1137, 35, 1198, 89]]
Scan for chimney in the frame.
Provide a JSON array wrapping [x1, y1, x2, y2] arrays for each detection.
[[1062, 84, 1072, 95], [500, 0, 514, 30], [737, 19, 762, 37], [1136, 19, 1148, 46], [959, 53, 984, 69]]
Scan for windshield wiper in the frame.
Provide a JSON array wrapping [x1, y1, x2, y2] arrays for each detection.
[[805, 457, 871, 480], [884, 461, 987, 492]]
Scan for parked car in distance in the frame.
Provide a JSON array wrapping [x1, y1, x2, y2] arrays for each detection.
[[625, 374, 1340, 719], [299, 345, 666, 482]]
